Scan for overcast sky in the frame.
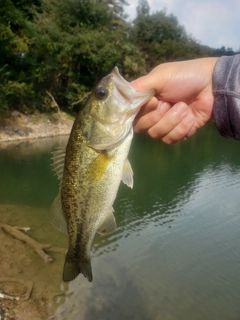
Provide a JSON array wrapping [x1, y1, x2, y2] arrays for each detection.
[[125, 0, 240, 51]]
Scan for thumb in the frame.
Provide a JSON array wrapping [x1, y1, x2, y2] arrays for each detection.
[[131, 74, 155, 92]]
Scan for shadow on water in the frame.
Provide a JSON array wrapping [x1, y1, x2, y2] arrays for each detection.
[[1, 124, 240, 319]]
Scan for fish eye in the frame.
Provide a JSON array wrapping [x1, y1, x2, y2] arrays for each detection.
[[95, 87, 109, 100]]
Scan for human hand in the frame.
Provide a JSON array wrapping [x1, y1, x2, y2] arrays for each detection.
[[131, 57, 218, 144]]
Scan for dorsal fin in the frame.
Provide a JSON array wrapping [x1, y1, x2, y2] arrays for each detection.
[[50, 192, 68, 234], [51, 147, 66, 181]]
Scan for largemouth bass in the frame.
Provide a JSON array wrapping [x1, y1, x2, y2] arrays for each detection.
[[50, 67, 154, 282]]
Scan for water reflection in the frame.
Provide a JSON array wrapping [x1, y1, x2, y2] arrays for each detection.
[[0, 136, 68, 207], [1, 125, 240, 319]]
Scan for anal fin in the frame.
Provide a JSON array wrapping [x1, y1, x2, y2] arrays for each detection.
[[97, 208, 116, 235]]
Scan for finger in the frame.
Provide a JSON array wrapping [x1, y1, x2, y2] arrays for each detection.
[[147, 102, 190, 139], [161, 113, 195, 144], [131, 75, 155, 92], [136, 96, 159, 117], [134, 101, 171, 133]]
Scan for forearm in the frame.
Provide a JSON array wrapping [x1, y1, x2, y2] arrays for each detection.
[[213, 54, 240, 139]]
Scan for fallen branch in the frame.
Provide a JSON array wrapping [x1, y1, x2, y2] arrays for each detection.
[[46, 90, 60, 112], [0, 277, 33, 301], [0, 224, 66, 263], [71, 92, 90, 106]]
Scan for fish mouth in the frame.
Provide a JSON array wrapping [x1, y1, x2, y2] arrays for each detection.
[[89, 67, 154, 150], [111, 67, 136, 102], [111, 67, 155, 114]]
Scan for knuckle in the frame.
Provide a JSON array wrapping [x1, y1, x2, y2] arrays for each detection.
[[148, 111, 159, 125], [148, 128, 160, 139], [162, 136, 176, 144], [174, 122, 191, 137]]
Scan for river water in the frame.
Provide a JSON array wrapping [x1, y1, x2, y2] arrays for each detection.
[[1, 123, 240, 320]]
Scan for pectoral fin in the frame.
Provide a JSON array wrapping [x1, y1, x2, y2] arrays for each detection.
[[122, 158, 133, 188], [50, 192, 68, 234], [97, 208, 117, 235]]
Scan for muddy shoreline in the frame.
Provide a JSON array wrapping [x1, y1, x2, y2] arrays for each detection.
[[0, 204, 69, 320], [0, 114, 74, 319]]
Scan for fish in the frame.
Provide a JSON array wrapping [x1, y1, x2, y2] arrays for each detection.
[[50, 67, 154, 282]]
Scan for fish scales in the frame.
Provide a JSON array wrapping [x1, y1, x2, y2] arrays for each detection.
[[50, 67, 154, 282]]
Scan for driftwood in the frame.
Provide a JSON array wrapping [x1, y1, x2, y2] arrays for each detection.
[[0, 278, 33, 301], [0, 223, 66, 262], [0, 223, 66, 301]]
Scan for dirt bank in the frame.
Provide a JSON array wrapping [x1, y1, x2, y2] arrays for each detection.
[[0, 111, 74, 147], [0, 113, 74, 319], [0, 204, 69, 320]]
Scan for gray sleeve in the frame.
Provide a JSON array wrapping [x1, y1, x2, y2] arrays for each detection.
[[213, 54, 240, 139]]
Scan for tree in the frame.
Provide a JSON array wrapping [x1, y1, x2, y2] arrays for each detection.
[[131, 3, 218, 69], [0, 0, 35, 113], [22, 0, 144, 112], [136, 0, 150, 16], [0, 0, 237, 114]]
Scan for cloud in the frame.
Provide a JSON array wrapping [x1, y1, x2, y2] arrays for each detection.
[[125, 0, 240, 51]]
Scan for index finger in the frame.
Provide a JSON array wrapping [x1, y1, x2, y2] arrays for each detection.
[[136, 96, 159, 117]]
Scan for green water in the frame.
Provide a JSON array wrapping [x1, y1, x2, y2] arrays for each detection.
[[1, 124, 240, 320]]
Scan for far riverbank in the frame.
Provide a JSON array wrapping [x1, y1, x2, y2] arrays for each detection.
[[0, 111, 74, 148]]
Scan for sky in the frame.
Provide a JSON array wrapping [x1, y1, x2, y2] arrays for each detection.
[[125, 0, 240, 51]]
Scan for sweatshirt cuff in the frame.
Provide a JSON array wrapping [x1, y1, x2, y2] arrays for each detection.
[[213, 54, 240, 139]]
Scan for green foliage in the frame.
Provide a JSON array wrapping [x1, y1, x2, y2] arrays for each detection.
[[131, 6, 218, 69], [0, 0, 238, 114], [23, 0, 144, 111]]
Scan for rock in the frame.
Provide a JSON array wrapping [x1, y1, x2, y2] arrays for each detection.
[[14, 128, 26, 136]]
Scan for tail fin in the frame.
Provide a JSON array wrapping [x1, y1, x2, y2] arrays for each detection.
[[62, 254, 93, 282]]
